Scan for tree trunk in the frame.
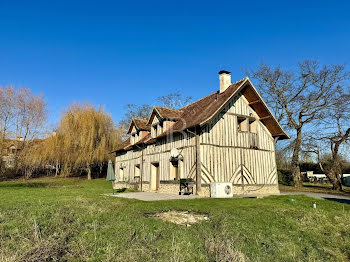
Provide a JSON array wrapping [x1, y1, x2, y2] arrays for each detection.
[[291, 127, 302, 187], [87, 166, 92, 180], [55, 160, 59, 177], [325, 155, 343, 191], [325, 170, 342, 191]]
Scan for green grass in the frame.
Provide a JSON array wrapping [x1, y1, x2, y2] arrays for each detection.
[[1, 178, 350, 261]]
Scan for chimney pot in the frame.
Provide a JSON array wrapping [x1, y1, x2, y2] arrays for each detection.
[[219, 70, 232, 93]]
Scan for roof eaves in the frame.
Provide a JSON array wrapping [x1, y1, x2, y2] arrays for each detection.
[[245, 78, 290, 139]]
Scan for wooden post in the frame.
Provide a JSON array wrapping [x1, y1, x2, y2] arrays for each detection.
[[195, 126, 202, 194], [140, 147, 144, 191]]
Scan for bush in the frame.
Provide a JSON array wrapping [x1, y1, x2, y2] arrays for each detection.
[[278, 169, 294, 186], [0, 168, 21, 181]]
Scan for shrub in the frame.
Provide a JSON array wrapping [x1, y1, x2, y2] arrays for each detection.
[[278, 169, 294, 186]]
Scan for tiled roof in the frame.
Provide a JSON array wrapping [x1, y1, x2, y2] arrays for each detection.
[[113, 77, 289, 153], [112, 138, 131, 152], [127, 118, 150, 134], [133, 118, 150, 131], [154, 106, 183, 120], [169, 78, 246, 132]]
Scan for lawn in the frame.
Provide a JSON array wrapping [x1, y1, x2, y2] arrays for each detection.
[[0, 178, 349, 262]]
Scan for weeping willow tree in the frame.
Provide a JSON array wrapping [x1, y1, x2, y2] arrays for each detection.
[[58, 103, 118, 179], [21, 133, 62, 177]]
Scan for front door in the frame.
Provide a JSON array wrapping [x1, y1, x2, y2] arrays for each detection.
[[151, 163, 159, 191]]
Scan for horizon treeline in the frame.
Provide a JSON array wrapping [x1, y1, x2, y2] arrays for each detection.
[[0, 85, 192, 180]]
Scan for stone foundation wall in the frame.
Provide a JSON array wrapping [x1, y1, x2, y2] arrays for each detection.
[[232, 185, 280, 195], [113, 182, 149, 192], [113, 182, 279, 197]]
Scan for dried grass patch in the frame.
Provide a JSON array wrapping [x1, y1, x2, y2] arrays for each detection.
[[148, 210, 209, 226], [205, 234, 248, 262]]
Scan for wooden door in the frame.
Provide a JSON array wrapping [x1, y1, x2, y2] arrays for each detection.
[[151, 163, 159, 191]]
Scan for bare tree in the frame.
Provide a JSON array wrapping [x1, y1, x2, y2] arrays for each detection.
[[0, 85, 47, 175], [250, 61, 350, 187], [118, 104, 153, 136], [305, 94, 350, 191], [118, 93, 192, 137], [157, 92, 192, 109]]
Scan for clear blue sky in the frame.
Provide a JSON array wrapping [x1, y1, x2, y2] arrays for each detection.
[[1, 0, 349, 126]]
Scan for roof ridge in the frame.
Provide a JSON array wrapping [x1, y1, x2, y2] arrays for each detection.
[[154, 105, 183, 111], [134, 118, 148, 121], [179, 91, 217, 110], [179, 77, 247, 110]]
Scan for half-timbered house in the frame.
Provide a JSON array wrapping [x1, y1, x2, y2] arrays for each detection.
[[112, 71, 289, 196]]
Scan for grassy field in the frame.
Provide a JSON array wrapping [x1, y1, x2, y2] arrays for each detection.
[[1, 178, 350, 262]]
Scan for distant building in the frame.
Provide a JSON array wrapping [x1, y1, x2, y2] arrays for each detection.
[[2, 142, 22, 168]]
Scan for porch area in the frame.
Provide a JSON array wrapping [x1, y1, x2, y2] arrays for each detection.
[[104, 192, 203, 201]]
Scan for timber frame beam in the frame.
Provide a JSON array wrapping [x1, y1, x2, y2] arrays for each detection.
[[249, 99, 261, 105], [195, 126, 202, 194], [259, 115, 272, 121]]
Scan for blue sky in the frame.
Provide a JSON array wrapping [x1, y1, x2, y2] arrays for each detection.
[[0, 0, 349, 126]]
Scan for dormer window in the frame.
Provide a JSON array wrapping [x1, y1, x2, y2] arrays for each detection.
[[158, 122, 163, 135], [131, 131, 142, 145], [152, 125, 157, 138], [128, 118, 151, 144]]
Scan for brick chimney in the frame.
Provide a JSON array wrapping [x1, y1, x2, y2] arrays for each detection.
[[219, 70, 231, 93]]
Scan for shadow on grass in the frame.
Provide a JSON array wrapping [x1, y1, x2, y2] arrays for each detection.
[[0, 182, 51, 188], [115, 188, 128, 193], [0, 181, 82, 189], [324, 198, 350, 205], [303, 184, 331, 190], [304, 184, 350, 194]]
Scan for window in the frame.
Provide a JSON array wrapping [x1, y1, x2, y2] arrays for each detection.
[[134, 164, 140, 183], [237, 117, 248, 132], [249, 119, 257, 133], [152, 125, 157, 138], [158, 122, 163, 135], [119, 168, 125, 181], [170, 161, 179, 181]]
